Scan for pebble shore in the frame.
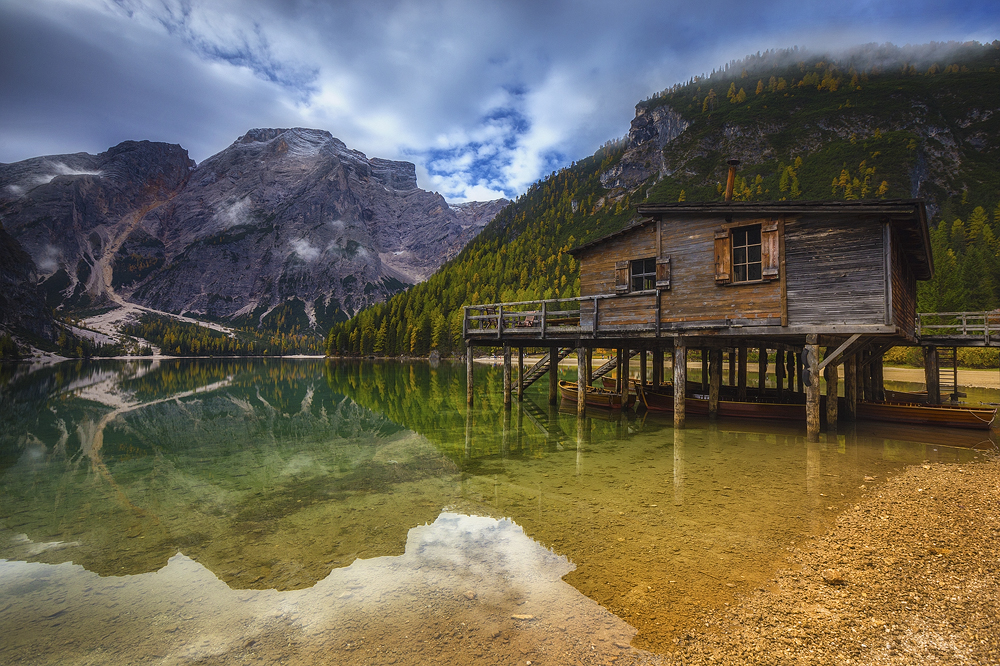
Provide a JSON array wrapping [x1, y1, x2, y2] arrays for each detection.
[[656, 456, 1000, 665]]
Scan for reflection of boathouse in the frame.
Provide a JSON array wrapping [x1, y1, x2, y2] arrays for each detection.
[[460, 188, 995, 440]]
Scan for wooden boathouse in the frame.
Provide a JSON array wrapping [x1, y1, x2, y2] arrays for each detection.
[[463, 192, 942, 441]]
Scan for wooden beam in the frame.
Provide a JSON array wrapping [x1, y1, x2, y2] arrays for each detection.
[[673, 340, 687, 429], [549, 345, 559, 405], [805, 335, 820, 442], [824, 348, 838, 429], [709, 348, 722, 418], [466, 341, 475, 406], [503, 344, 512, 409], [818, 333, 862, 371]]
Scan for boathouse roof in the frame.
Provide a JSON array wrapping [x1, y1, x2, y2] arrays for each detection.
[[569, 199, 932, 280]]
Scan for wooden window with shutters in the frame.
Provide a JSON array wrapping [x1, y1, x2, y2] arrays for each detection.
[[615, 260, 630, 293], [716, 220, 781, 284], [714, 231, 732, 283], [760, 220, 779, 279]]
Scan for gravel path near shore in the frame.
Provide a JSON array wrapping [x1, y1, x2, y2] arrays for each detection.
[[658, 457, 1000, 666]]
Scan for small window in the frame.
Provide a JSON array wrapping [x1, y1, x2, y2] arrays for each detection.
[[731, 225, 762, 282], [630, 257, 656, 291]]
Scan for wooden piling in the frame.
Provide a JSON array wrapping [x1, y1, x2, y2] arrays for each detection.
[[709, 348, 722, 418], [585, 348, 593, 387], [737, 344, 747, 401], [776, 347, 785, 400], [728, 349, 736, 386], [786, 350, 795, 392], [872, 354, 885, 401], [843, 353, 857, 421], [805, 335, 820, 442], [517, 347, 524, 401], [466, 341, 475, 406], [923, 346, 941, 405], [615, 348, 623, 395], [640, 350, 647, 390], [549, 345, 559, 405], [824, 349, 838, 429], [622, 346, 630, 402], [701, 349, 709, 393], [796, 351, 804, 394], [503, 344, 512, 409], [577, 346, 587, 417], [758, 346, 768, 397], [673, 340, 687, 428], [653, 349, 664, 387]]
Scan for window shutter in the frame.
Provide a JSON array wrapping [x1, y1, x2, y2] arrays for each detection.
[[656, 256, 671, 289], [761, 220, 780, 280], [714, 231, 731, 283], [615, 260, 629, 293]]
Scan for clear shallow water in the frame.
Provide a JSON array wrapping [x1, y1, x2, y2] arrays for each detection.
[[0, 358, 990, 663]]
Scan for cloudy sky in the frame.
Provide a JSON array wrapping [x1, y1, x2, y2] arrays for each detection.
[[2, 0, 999, 201]]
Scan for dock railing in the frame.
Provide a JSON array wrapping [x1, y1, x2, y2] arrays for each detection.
[[464, 296, 587, 339], [916, 311, 1000, 343]]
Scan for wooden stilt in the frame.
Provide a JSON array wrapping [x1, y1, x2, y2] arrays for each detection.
[[872, 354, 885, 402], [786, 350, 796, 392], [466, 341, 475, 406], [824, 349, 838, 429], [653, 349, 664, 388], [640, 350, 647, 390], [796, 350, 804, 393], [701, 349, 709, 393], [737, 344, 747, 401], [924, 346, 940, 405], [503, 344, 512, 409], [548, 346, 559, 405], [622, 346, 630, 402], [861, 350, 872, 401], [758, 346, 768, 396], [709, 348, 722, 418], [728, 349, 736, 386], [673, 340, 687, 428], [615, 348, 623, 395], [776, 347, 785, 400], [585, 348, 593, 387], [577, 346, 587, 417], [843, 353, 857, 421], [517, 347, 524, 401], [805, 335, 820, 442]]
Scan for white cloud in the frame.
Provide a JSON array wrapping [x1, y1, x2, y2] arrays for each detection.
[[290, 238, 321, 262]]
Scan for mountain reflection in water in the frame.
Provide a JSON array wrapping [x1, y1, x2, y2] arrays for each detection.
[[0, 358, 988, 661]]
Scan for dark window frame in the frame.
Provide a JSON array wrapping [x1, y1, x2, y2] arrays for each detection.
[[629, 257, 657, 292], [731, 224, 763, 283]]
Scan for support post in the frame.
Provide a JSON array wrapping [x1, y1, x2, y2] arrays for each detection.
[[786, 350, 796, 392], [640, 350, 648, 390], [503, 344, 512, 409], [776, 347, 785, 400], [517, 346, 524, 401], [701, 349, 709, 393], [805, 335, 820, 442], [924, 346, 941, 405], [615, 348, 624, 395], [737, 344, 747, 401], [728, 349, 736, 386], [843, 353, 857, 421], [796, 350, 804, 394], [653, 349, 664, 387], [872, 354, 885, 402], [709, 348, 722, 418], [824, 348, 839, 429], [758, 346, 768, 397], [466, 341, 475, 406], [586, 348, 593, 387], [673, 340, 687, 428], [622, 346, 630, 402], [577, 346, 587, 417], [549, 345, 559, 405]]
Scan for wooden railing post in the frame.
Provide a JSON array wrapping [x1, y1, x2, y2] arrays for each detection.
[[497, 304, 503, 340], [541, 301, 547, 338]]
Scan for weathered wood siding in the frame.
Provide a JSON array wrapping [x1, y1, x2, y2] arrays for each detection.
[[658, 216, 781, 327], [891, 226, 917, 336], [784, 215, 886, 325], [578, 217, 782, 329]]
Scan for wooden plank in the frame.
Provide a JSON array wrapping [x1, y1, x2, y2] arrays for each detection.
[[714, 231, 731, 283]]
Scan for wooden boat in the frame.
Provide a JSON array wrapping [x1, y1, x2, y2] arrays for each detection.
[[638, 385, 806, 421], [559, 380, 636, 409], [856, 401, 996, 430]]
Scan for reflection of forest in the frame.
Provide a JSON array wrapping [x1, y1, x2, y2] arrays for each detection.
[[0, 359, 467, 591]]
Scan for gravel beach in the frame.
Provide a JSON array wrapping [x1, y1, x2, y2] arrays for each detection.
[[657, 455, 1000, 666]]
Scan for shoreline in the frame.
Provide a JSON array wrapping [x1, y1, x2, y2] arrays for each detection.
[[656, 456, 1000, 665]]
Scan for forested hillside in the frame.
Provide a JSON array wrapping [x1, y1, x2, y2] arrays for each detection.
[[327, 41, 1000, 356]]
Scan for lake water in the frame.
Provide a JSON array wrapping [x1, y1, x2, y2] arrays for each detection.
[[0, 358, 992, 664]]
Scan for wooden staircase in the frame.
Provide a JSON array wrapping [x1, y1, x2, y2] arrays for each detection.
[[938, 346, 960, 402], [521, 347, 573, 390], [591, 349, 641, 381]]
